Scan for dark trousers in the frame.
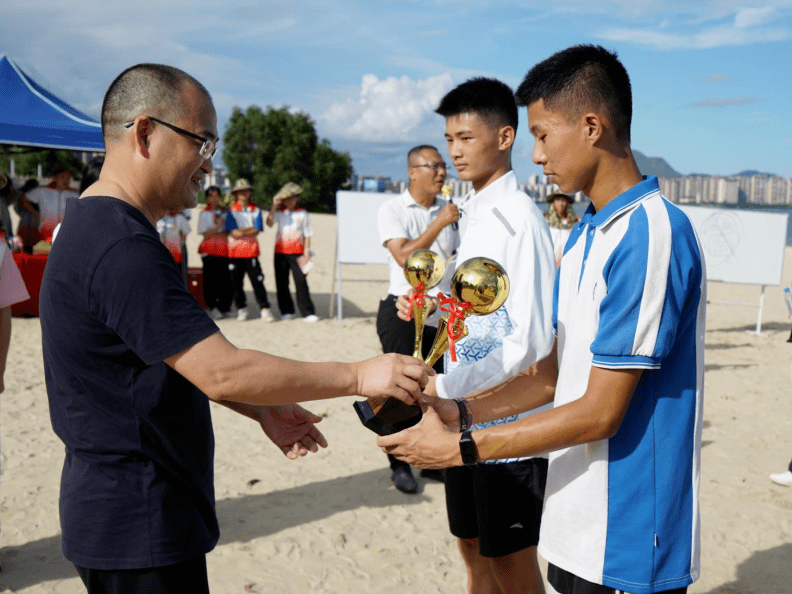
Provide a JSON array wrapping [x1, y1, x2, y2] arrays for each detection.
[[230, 257, 270, 309], [376, 294, 443, 471], [75, 555, 210, 594], [201, 255, 233, 313], [274, 252, 315, 317]]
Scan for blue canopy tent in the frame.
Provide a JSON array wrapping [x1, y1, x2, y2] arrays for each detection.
[[0, 55, 104, 152]]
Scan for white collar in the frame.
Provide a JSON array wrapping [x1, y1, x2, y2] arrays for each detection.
[[402, 188, 439, 210], [461, 171, 517, 220]]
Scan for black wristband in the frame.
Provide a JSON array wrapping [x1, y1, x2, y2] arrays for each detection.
[[459, 430, 478, 466], [455, 398, 471, 432]]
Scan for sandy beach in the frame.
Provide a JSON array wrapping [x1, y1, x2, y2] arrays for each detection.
[[2, 208, 792, 593]]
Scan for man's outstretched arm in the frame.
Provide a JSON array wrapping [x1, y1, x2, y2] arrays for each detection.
[[166, 331, 433, 407]]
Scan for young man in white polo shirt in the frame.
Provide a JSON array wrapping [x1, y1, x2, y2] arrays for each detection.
[[396, 78, 556, 594], [376, 144, 460, 493], [381, 45, 705, 594]]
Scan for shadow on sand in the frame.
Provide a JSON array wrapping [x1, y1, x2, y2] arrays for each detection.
[[0, 467, 428, 591]]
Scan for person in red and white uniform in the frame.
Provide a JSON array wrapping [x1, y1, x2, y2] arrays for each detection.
[[23, 164, 78, 243], [225, 179, 273, 322], [266, 182, 317, 322], [156, 210, 191, 276], [197, 186, 232, 319]]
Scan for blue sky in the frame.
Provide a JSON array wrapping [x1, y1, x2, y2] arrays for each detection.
[[2, 0, 791, 181]]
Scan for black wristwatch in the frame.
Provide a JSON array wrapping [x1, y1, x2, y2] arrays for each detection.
[[459, 430, 478, 466]]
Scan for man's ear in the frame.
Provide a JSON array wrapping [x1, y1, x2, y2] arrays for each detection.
[[132, 117, 152, 158], [582, 113, 603, 146], [407, 164, 417, 184], [498, 125, 516, 152]]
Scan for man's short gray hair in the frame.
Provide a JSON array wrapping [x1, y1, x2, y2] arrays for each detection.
[[101, 63, 211, 145]]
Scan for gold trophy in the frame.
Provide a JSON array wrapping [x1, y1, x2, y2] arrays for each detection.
[[404, 250, 446, 358], [353, 256, 509, 436], [353, 250, 445, 436], [423, 257, 509, 367]]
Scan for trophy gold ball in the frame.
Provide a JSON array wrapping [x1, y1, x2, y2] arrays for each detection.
[[450, 257, 510, 315], [404, 249, 445, 289]]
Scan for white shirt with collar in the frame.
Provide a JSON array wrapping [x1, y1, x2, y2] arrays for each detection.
[[377, 189, 460, 300], [436, 171, 555, 456]]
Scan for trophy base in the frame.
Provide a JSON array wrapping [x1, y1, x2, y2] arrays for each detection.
[[353, 397, 423, 436]]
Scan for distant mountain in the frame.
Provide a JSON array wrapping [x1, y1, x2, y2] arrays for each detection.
[[633, 150, 682, 178], [734, 170, 778, 178]]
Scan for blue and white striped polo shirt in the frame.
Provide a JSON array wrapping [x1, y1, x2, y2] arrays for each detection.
[[538, 176, 706, 593]]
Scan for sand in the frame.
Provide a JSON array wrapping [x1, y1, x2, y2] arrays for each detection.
[[1, 208, 792, 593]]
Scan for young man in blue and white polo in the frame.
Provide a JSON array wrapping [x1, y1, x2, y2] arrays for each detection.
[[380, 45, 706, 594]]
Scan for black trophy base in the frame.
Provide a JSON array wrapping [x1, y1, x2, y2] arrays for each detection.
[[353, 397, 422, 436]]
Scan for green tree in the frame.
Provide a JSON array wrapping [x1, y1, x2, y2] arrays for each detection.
[[0, 148, 83, 179], [222, 106, 352, 213]]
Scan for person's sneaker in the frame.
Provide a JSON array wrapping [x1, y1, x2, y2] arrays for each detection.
[[391, 466, 418, 494], [208, 308, 224, 320], [237, 309, 249, 321], [303, 314, 319, 323], [260, 308, 274, 322], [280, 313, 295, 321], [770, 470, 792, 486]]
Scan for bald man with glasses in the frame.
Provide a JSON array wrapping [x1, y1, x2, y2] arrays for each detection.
[[39, 63, 432, 594], [375, 144, 460, 493]]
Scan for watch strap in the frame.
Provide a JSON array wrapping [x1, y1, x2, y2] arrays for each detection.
[[459, 430, 478, 466]]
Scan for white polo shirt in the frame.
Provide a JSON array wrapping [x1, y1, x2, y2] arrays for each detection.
[[377, 189, 460, 299], [436, 171, 556, 463], [539, 176, 705, 592]]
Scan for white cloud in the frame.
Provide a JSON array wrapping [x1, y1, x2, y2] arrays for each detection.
[[686, 96, 762, 107], [318, 73, 454, 142], [702, 73, 733, 83], [594, 2, 792, 48], [599, 20, 792, 49], [734, 6, 777, 28]]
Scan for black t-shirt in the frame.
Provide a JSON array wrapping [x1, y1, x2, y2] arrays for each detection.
[[40, 196, 220, 570]]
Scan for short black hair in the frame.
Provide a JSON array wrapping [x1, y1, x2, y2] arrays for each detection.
[[101, 63, 211, 144], [205, 185, 222, 196], [435, 77, 518, 132], [515, 45, 632, 143], [407, 144, 440, 167]]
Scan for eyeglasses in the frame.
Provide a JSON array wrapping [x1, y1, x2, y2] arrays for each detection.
[[123, 116, 217, 160], [412, 162, 447, 173]]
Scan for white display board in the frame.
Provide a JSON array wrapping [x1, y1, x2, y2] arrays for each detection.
[[678, 205, 789, 335], [336, 191, 391, 264], [333, 191, 393, 322], [678, 205, 788, 286]]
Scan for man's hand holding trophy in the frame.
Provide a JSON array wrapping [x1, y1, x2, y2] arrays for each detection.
[[354, 252, 509, 435]]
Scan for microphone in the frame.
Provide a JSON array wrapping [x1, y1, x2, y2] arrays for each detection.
[[442, 184, 458, 231]]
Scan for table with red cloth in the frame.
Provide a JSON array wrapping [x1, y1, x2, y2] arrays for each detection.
[[10, 252, 47, 317]]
